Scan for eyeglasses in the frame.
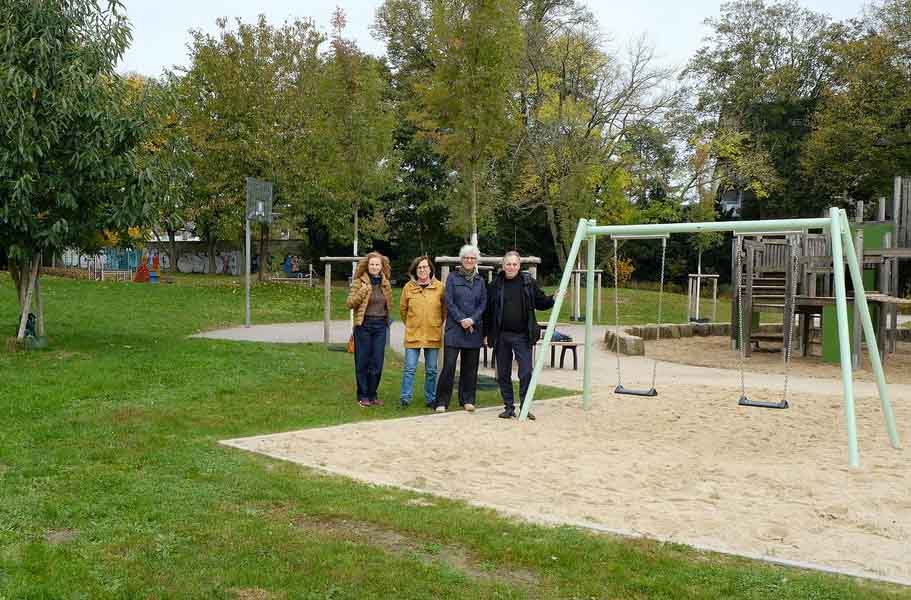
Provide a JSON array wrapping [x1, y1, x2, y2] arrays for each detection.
[[417, 265, 430, 270], [462, 256, 477, 261]]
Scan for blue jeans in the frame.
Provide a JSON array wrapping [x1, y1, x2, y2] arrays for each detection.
[[400, 348, 439, 406], [354, 317, 388, 401]]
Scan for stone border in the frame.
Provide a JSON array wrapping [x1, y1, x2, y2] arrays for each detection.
[[603, 323, 784, 356]]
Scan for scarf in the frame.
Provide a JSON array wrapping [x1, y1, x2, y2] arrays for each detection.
[[457, 266, 478, 283], [370, 274, 382, 286]]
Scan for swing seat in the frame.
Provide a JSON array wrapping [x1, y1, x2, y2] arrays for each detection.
[[614, 385, 658, 397], [738, 395, 788, 409]]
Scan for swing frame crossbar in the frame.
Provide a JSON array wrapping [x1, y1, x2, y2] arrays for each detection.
[[519, 212, 902, 468]]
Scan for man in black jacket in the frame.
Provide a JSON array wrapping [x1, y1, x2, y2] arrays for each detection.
[[484, 251, 555, 419]]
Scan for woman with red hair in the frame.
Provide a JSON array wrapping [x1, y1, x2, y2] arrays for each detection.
[[346, 251, 393, 407]]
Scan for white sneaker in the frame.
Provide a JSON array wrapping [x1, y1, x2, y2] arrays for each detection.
[[435, 406, 446, 413], [463, 403, 475, 412]]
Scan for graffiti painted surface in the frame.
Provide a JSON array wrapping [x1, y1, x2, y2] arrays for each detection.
[[176, 251, 240, 275]]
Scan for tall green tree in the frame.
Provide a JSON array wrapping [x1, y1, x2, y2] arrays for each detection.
[[802, 2, 911, 203], [179, 15, 324, 276], [313, 9, 397, 256], [1, 0, 153, 340], [415, 0, 524, 247], [684, 0, 845, 217]]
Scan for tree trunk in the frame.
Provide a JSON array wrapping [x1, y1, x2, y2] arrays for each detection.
[[207, 237, 217, 274], [167, 226, 179, 273], [258, 222, 270, 281], [546, 204, 566, 270], [470, 165, 478, 248], [16, 256, 40, 339]]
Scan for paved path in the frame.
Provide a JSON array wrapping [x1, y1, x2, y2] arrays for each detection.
[[193, 321, 911, 399]]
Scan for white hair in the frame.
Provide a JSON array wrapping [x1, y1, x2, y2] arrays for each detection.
[[458, 244, 481, 260], [502, 250, 521, 265]]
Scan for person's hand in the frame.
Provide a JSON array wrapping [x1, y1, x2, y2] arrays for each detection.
[[483, 336, 488, 347], [460, 318, 473, 330]]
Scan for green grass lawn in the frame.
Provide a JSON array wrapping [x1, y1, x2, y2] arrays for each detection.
[[1, 272, 907, 599]]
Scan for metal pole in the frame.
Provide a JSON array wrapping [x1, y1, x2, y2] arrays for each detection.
[[324, 263, 331, 345], [583, 227, 596, 409], [245, 217, 251, 328], [521, 219, 589, 420], [695, 251, 702, 320], [588, 217, 831, 237], [829, 207, 860, 468], [839, 211, 901, 449]]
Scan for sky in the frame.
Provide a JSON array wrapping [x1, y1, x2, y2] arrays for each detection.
[[118, 0, 871, 78]]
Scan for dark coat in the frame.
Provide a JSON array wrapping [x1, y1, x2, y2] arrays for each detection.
[[443, 270, 487, 348], [484, 271, 554, 349]]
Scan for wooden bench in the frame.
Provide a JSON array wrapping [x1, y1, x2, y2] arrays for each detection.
[[481, 338, 581, 370]]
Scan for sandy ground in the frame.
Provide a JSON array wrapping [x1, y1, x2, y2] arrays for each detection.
[[648, 337, 911, 385], [209, 320, 911, 585]]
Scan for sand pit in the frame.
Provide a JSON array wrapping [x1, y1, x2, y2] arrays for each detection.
[[222, 385, 911, 585], [647, 336, 911, 385]]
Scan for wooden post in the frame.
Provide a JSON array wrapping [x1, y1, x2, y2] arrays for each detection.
[[324, 263, 331, 345], [529, 265, 537, 280], [711, 277, 718, 322], [744, 243, 755, 357], [878, 196, 886, 221], [596, 271, 602, 322], [441, 265, 450, 286], [852, 229, 863, 369]]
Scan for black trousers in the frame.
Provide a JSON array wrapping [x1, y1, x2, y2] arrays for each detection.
[[435, 346, 480, 408], [494, 331, 533, 410], [353, 317, 387, 401]]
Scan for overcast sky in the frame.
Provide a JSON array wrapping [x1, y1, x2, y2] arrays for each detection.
[[119, 0, 870, 78]]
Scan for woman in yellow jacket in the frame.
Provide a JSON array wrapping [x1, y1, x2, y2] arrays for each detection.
[[346, 251, 393, 407], [399, 256, 446, 409]]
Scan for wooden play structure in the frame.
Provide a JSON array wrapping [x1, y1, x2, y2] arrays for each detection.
[[731, 177, 911, 366]]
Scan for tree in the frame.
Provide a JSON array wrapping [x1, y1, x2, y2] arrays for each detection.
[[512, 19, 682, 267], [802, 3, 911, 203], [132, 74, 193, 272], [313, 9, 397, 257], [1, 0, 152, 341], [179, 15, 324, 276], [415, 0, 524, 247], [684, 0, 845, 217]]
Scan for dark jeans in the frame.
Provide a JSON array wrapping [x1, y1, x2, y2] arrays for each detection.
[[354, 317, 387, 400], [494, 331, 533, 410], [435, 346, 480, 408]]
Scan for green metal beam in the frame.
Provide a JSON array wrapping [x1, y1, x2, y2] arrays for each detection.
[[839, 210, 901, 449], [520, 219, 588, 421]]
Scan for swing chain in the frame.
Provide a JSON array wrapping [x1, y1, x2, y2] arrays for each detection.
[[614, 238, 622, 387], [736, 239, 747, 400], [650, 237, 667, 390]]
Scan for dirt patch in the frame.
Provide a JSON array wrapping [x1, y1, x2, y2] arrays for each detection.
[[44, 529, 79, 545], [647, 336, 911, 385], [229, 589, 283, 600], [294, 515, 540, 588], [110, 406, 150, 424]]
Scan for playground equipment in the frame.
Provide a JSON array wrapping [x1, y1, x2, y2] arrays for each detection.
[[611, 234, 668, 397], [731, 188, 911, 366], [522, 210, 902, 468]]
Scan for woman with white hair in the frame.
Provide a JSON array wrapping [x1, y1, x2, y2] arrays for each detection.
[[434, 244, 486, 413]]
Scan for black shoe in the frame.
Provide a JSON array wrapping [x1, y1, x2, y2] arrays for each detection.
[[526, 412, 536, 421], [499, 408, 516, 419]]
